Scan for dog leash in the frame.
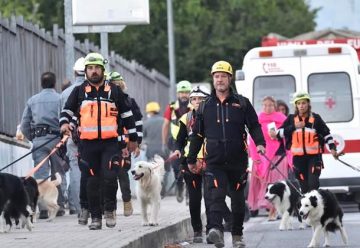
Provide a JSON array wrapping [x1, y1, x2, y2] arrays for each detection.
[[0, 134, 60, 172], [261, 153, 303, 196], [25, 135, 69, 179], [37, 174, 52, 185], [337, 153, 360, 172], [270, 153, 287, 170]]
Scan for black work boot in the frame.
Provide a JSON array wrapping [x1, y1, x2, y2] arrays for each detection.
[[88, 218, 102, 230], [78, 208, 89, 225], [193, 231, 203, 243], [207, 228, 224, 248], [56, 208, 65, 217], [176, 182, 184, 203], [39, 210, 49, 219], [104, 210, 116, 228], [233, 235, 246, 248]]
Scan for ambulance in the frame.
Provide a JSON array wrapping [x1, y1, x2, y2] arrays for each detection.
[[235, 44, 360, 205]]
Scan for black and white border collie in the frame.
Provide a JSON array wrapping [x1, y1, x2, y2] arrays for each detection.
[[0, 173, 33, 232], [299, 189, 348, 247], [265, 180, 303, 230]]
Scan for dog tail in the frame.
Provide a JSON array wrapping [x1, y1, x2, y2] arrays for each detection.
[[153, 154, 165, 181], [51, 172, 62, 187]]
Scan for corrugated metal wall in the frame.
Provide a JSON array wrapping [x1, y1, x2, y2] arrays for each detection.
[[0, 15, 169, 138]]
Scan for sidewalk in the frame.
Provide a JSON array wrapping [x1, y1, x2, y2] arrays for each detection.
[[1, 197, 192, 248]]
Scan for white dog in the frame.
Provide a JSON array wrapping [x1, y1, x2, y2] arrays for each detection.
[[36, 173, 62, 221], [299, 189, 348, 247], [131, 155, 165, 226]]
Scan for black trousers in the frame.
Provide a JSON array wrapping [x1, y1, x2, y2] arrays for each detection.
[[117, 156, 132, 203], [172, 157, 184, 186], [79, 139, 119, 219], [205, 166, 247, 236], [293, 154, 323, 194], [183, 166, 208, 233]]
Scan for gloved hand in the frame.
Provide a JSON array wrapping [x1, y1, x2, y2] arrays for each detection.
[[171, 150, 181, 159], [330, 149, 338, 160]]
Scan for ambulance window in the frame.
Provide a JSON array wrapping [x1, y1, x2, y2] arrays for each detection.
[[308, 72, 353, 123], [253, 75, 295, 113]]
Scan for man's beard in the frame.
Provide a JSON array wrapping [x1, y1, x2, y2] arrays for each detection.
[[179, 97, 189, 104], [87, 73, 103, 84]]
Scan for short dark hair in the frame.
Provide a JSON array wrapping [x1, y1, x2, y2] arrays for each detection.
[[41, 72, 56, 89]]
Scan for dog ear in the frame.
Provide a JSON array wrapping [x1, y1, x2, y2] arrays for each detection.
[[297, 197, 304, 209], [309, 195, 318, 208]]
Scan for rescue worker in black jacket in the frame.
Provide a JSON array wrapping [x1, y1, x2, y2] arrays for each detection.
[[108, 71, 143, 217], [270, 91, 338, 194], [187, 61, 265, 248], [60, 53, 138, 230]]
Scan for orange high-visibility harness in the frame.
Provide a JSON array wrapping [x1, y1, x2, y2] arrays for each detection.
[[291, 115, 321, 156], [79, 83, 119, 140]]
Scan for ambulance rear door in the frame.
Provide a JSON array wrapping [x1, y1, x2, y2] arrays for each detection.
[[300, 45, 360, 193]]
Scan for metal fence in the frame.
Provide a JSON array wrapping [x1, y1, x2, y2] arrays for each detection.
[[0, 15, 170, 138]]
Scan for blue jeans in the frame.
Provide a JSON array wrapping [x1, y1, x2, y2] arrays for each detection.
[[32, 135, 67, 210], [66, 138, 81, 213]]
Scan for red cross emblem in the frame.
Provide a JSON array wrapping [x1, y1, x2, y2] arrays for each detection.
[[325, 97, 336, 109]]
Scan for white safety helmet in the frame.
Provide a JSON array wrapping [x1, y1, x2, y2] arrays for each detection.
[[190, 85, 210, 98], [73, 57, 85, 75]]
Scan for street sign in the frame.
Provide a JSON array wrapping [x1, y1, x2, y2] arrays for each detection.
[[72, 0, 150, 26]]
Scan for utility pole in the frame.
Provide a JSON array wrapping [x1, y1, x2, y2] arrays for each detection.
[[166, 0, 176, 101], [64, 0, 75, 81]]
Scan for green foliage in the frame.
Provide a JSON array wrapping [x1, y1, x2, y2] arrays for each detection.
[[0, 0, 42, 24], [0, 0, 317, 82], [109, 0, 317, 82]]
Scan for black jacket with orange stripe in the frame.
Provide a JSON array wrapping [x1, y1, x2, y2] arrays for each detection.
[[187, 90, 265, 169], [60, 81, 137, 142], [277, 112, 336, 153]]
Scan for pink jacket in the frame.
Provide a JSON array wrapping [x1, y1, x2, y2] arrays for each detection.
[[249, 111, 288, 177]]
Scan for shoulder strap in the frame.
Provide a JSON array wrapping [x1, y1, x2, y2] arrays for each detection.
[[198, 96, 211, 118], [234, 94, 247, 110], [77, 84, 86, 113]]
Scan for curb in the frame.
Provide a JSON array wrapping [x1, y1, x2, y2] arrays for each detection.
[[123, 217, 193, 248]]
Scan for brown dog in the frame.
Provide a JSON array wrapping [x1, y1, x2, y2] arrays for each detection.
[[36, 173, 62, 221]]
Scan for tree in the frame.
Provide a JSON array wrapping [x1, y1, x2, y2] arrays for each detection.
[[109, 0, 317, 82]]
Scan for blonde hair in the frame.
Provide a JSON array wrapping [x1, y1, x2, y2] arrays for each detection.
[[262, 96, 276, 107], [113, 80, 127, 91]]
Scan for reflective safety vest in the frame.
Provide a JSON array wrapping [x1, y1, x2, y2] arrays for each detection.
[[170, 101, 192, 140], [79, 83, 119, 140], [291, 115, 321, 156], [180, 111, 204, 159]]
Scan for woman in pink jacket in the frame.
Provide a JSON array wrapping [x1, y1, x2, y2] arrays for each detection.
[[247, 96, 292, 220]]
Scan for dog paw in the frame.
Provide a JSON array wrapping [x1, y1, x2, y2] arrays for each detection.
[[142, 222, 149, 226], [323, 243, 330, 247], [149, 223, 159, 226], [4, 225, 11, 233]]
